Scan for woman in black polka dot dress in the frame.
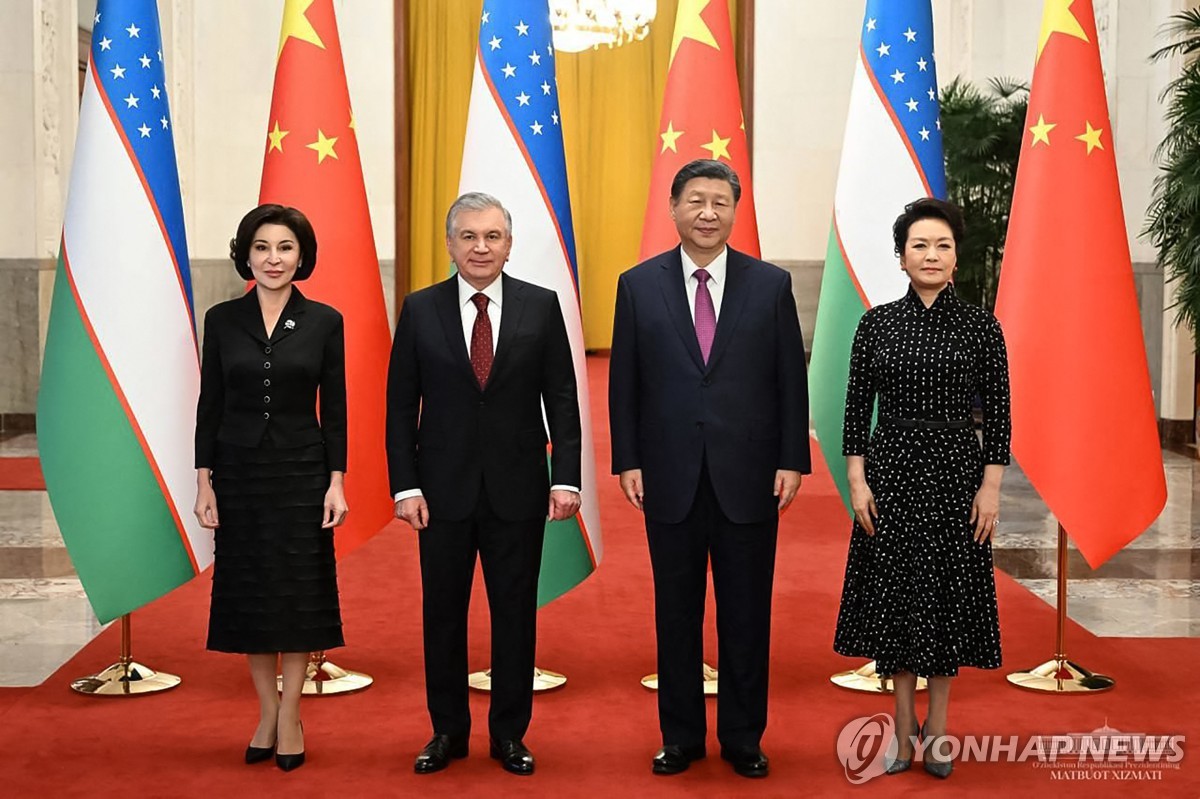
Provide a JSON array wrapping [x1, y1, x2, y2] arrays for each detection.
[[833, 198, 1010, 778]]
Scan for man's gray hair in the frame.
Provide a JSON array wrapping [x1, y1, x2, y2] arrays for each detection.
[[446, 192, 513, 237]]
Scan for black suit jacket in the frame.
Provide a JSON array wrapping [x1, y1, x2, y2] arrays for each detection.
[[609, 246, 810, 524], [195, 287, 347, 470], [386, 274, 581, 522]]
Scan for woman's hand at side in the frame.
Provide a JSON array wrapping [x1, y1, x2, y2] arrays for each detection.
[[322, 471, 349, 528], [846, 455, 878, 535], [194, 469, 219, 529], [970, 465, 1004, 543]]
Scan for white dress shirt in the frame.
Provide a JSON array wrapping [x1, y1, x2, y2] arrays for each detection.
[[681, 246, 728, 323], [394, 273, 578, 502]]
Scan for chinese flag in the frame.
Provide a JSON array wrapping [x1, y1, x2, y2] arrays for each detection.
[[260, 0, 393, 556], [639, 0, 759, 258], [994, 0, 1165, 567]]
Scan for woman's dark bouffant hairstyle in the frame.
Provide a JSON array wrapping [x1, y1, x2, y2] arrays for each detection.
[[891, 197, 965, 257], [229, 204, 318, 281]]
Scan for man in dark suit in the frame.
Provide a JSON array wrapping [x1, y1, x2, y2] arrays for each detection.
[[387, 192, 581, 777], [609, 160, 810, 779]]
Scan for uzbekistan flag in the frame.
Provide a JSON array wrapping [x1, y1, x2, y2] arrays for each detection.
[[459, 0, 601, 605], [808, 0, 946, 511], [38, 0, 208, 624]]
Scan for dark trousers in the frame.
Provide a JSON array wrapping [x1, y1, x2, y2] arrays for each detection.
[[418, 487, 545, 742], [646, 462, 778, 749]]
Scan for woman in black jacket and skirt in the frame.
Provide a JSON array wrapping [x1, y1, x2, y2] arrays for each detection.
[[194, 204, 348, 771]]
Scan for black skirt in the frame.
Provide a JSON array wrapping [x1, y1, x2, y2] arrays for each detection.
[[206, 441, 344, 654]]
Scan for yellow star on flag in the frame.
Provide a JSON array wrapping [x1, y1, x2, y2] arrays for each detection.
[[278, 0, 326, 61], [670, 0, 720, 67], [660, 121, 684, 153], [1029, 114, 1056, 147], [1037, 0, 1089, 62], [1075, 121, 1104, 155], [306, 129, 339, 163], [700, 129, 731, 161], [349, 110, 356, 131], [267, 121, 289, 153]]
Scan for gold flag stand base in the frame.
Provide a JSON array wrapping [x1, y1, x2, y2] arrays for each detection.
[[1007, 658, 1115, 694], [277, 650, 373, 696], [830, 660, 928, 693], [1007, 524, 1115, 694], [70, 614, 180, 696], [468, 667, 567, 692], [641, 662, 719, 695]]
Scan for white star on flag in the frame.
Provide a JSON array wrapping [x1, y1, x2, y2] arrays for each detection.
[[866, 18, 876, 31], [904, 28, 917, 42], [160, 116, 169, 129], [927, 87, 936, 100], [150, 85, 161, 99], [124, 93, 139, 108], [138, 123, 151, 137], [502, 63, 516, 78], [906, 98, 918, 112], [99, 37, 112, 51], [551, 110, 559, 125], [110, 64, 126, 79], [541, 81, 551, 95], [489, 36, 502, 51], [891, 69, 905, 84], [139, 54, 152, 68], [126, 23, 140, 37], [529, 51, 541, 65], [516, 91, 530, 106], [516, 20, 529, 35], [530, 121, 543, 135], [917, 58, 928, 71], [876, 42, 890, 57], [482, 11, 490, 23], [919, 127, 931, 141]]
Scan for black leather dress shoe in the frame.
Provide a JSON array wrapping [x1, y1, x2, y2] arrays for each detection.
[[414, 734, 469, 774], [652, 744, 706, 775], [489, 738, 535, 775], [721, 745, 769, 778], [244, 744, 274, 765]]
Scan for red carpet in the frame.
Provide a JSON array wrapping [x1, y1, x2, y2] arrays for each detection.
[[0, 457, 44, 490], [3, 355, 1198, 796]]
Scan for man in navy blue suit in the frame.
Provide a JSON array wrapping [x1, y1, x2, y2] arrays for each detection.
[[609, 159, 810, 779]]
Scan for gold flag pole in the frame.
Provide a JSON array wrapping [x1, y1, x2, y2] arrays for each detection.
[[470, 667, 567, 693], [1007, 524, 1114, 693], [277, 650, 373, 696], [830, 661, 928, 694], [70, 613, 180, 696]]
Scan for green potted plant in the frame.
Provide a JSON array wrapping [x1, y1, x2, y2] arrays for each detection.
[[940, 76, 1029, 311], [1145, 9, 1200, 443]]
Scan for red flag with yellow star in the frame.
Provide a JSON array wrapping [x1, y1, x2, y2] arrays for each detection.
[[994, 0, 1165, 567], [259, 0, 393, 556], [639, 0, 759, 258]]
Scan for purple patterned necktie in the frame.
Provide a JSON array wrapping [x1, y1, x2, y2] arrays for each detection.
[[694, 268, 716, 363]]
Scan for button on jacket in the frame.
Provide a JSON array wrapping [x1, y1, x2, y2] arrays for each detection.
[[195, 287, 347, 471]]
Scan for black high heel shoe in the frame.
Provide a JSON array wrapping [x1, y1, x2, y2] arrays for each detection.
[[245, 744, 275, 765], [884, 719, 921, 775], [276, 721, 305, 772]]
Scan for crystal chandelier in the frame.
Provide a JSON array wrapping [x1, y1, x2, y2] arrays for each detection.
[[549, 1, 658, 52]]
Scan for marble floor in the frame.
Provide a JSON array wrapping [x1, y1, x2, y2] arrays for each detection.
[[0, 431, 1197, 687]]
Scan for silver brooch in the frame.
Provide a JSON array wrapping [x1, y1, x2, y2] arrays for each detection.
[[284, 319, 295, 330]]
